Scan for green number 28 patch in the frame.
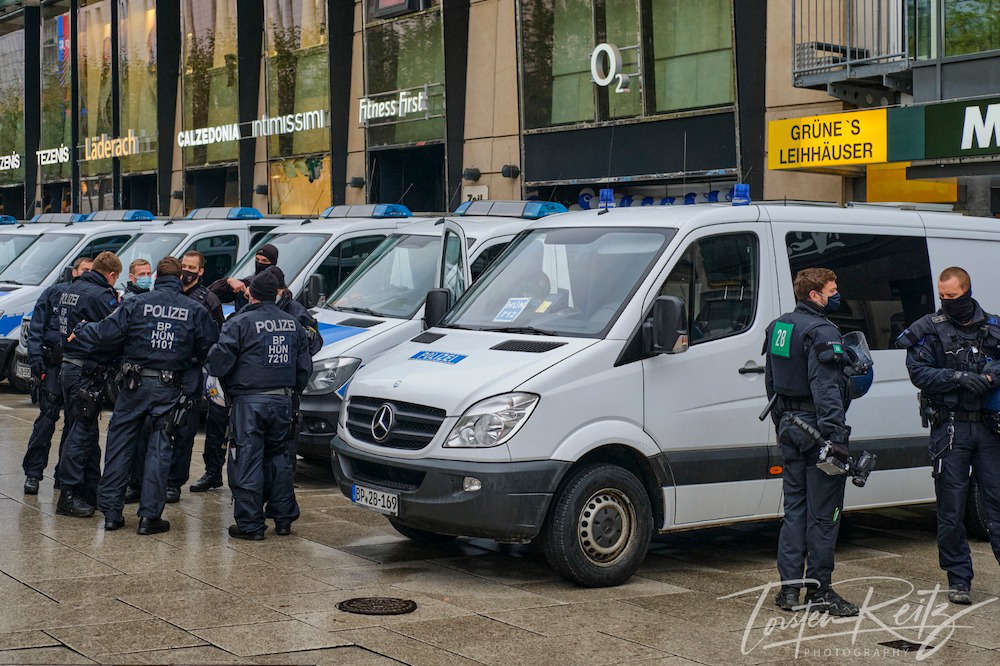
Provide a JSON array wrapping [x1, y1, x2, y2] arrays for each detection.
[[770, 322, 794, 358]]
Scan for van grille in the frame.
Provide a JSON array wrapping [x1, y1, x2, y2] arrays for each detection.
[[348, 456, 426, 491], [346, 396, 446, 450]]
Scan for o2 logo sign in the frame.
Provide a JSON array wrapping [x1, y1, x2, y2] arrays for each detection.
[[590, 43, 631, 94]]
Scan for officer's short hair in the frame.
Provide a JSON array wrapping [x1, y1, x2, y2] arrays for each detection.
[[793, 267, 837, 302], [129, 258, 150, 274], [92, 251, 122, 276], [157, 256, 182, 277], [72, 256, 92, 270], [182, 250, 205, 269], [939, 266, 971, 291]]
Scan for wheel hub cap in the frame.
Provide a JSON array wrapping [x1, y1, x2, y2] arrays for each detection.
[[577, 488, 635, 566]]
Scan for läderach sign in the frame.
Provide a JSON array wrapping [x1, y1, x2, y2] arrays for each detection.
[[769, 110, 887, 170]]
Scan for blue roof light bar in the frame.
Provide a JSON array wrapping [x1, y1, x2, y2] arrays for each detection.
[[452, 200, 568, 219], [321, 204, 412, 219]]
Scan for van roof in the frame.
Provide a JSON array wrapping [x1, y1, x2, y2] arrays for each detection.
[[269, 217, 415, 236], [389, 215, 549, 241]]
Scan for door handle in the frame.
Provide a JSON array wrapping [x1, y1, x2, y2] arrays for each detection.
[[739, 363, 765, 375]]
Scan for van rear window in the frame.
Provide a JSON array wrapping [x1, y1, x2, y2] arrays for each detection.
[[784, 232, 934, 350]]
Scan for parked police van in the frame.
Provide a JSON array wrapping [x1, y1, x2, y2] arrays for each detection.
[[298, 200, 569, 461], [0, 210, 160, 387], [331, 197, 1000, 586]]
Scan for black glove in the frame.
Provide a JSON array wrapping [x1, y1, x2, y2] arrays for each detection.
[[956, 371, 992, 395], [826, 441, 851, 463]]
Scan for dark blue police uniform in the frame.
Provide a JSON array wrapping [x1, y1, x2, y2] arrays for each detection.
[[764, 300, 853, 611], [56, 270, 121, 515], [898, 303, 1000, 594], [207, 291, 312, 537], [22, 280, 72, 488], [122, 280, 151, 494], [75, 274, 217, 530]]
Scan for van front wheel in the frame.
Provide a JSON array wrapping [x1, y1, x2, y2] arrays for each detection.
[[541, 464, 652, 587]]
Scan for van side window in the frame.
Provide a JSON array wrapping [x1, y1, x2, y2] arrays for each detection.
[[75, 234, 132, 261], [317, 235, 385, 296], [785, 232, 933, 350], [185, 235, 239, 285], [470, 242, 510, 281], [658, 232, 759, 344], [441, 230, 467, 303]]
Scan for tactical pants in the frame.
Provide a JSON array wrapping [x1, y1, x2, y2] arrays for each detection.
[[202, 402, 229, 479], [127, 417, 150, 490], [97, 379, 181, 520], [931, 420, 1000, 588], [57, 363, 102, 505], [167, 392, 200, 489], [22, 366, 67, 481], [229, 395, 299, 534], [777, 412, 848, 591]]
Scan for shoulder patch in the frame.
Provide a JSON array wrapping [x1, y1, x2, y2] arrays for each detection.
[[931, 314, 948, 323], [769, 321, 794, 358]]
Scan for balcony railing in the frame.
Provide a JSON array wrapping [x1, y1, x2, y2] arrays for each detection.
[[793, 0, 911, 87]]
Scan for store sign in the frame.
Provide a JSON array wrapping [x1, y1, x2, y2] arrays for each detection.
[[925, 96, 1000, 159], [177, 110, 327, 148], [37, 145, 71, 165], [591, 43, 630, 93], [359, 89, 430, 125], [768, 109, 887, 170], [0, 152, 20, 171], [83, 130, 139, 161]]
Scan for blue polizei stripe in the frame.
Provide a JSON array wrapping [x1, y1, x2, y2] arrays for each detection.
[[222, 304, 236, 317], [410, 350, 466, 364], [0, 313, 23, 336], [318, 322, 368, 347]]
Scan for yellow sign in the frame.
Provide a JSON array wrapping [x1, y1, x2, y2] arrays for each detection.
[[769, 109, 887, 170]]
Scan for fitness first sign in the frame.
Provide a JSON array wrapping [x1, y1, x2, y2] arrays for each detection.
[[358, 89, 430, 126], [177, 109, 327, 148]]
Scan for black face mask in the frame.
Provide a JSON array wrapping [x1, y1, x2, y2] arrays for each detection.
[[941, 289, 976, 323], [180, 270, 199, 286], [255, 261, 269, 274]]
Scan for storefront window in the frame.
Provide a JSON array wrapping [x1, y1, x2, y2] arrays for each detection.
[[40, 1, 72, 192], [364, 8, 445, 147], [119, 0, 157, 173], [269, 155, 331, 215], [0, 13, 25, 194], [944, 0, 1000, 56], [78, 0, 113, 187], [182, 0, 238, 167], [908, 0, 937, 59]]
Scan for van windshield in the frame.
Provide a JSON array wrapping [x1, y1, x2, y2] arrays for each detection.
[[325, 234, 439, 319], [0, 233, 83, 285], [0, 234, 39, 272], [229, 232, 329, 285], [114, 233, 186, 289], [443, 227, 675, 337]]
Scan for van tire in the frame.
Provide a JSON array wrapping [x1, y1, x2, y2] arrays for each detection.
[[965, 475, 989, 541], [387, 517, 457, 543], [541, 463, 652, 587]]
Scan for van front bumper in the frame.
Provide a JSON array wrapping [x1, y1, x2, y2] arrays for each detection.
[[331, 437, 570, 542], [296, 394, 341, 461]]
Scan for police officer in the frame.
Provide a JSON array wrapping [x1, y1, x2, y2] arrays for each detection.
[[210, 243, 278, 312], [121, 258, 155, 500], [125, 259, 153, 300], [207, 268, 312, 539], [55, 251, 122, 517], [764, 267, 858, 617], [897, 266, 1000, 605], [77, 257, 217, 533], [22, 256, 92, 495], [168, 250, 225, 500]]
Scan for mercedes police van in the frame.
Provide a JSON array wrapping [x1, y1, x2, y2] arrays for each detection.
[[0, 215, 86, 274], [0, 210, 159, 387], [331, 197, 1000, 587], [297, 200, 569, 461]]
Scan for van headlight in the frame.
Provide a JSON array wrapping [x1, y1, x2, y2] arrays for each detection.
[[444, 392, 539, 448], [303, 357, 361, 396]]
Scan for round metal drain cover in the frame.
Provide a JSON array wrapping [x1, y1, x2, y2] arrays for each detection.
[[337, 597, 418, 616]]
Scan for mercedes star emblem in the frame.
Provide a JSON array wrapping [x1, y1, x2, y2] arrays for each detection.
[[371, 404, 395, 442]]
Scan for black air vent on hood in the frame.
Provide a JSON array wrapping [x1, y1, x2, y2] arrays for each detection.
[[491, 340, 567, 353], [338, 318, 383, 328], [411, 332, 445, 343]]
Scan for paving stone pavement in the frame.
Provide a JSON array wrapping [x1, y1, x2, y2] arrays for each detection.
[[1, 387, 1000, 664]]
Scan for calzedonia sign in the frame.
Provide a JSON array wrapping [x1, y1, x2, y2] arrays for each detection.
[[177, 109, 327, 147]]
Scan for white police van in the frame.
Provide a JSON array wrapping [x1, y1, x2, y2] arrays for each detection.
[[297, 200, 568, 461], [332, 195, 1000, 586], [0, 210, 160, 387], [0, 215, 87, 274]]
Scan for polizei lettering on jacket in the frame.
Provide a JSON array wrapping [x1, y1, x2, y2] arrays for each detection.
[[143, 304, 190, 321], [59, 293, 80, 307], [255, 319, 296, 334]]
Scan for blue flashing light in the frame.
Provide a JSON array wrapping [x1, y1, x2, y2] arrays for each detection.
[[0, 215, 16, 225], [683, 192, 697, 205], [30, 213, 87, 223], [372, 203, 412, 218], [521, 201, 568, 219], [322, 204, 412, 219], [705, 190, 719, 203], [453, 201, 473, 215], [84, 209, 155, 222], [186, 207, 262, 220], [452, 200, 567, 219], [227, 207, 262, 220], [731, 183, 751, 206], [598, 189, 615, 210]]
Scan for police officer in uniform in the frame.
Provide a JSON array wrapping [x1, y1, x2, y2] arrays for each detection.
[[55, 252, 122, 517], [166, 250, 225, 501], [765, 267, 858, 616], [207, 269, 312, 539], [210, 243, 278, 312], [897, 266, 1000, 605], [76, 257, 217, 533], [22, 256, 92, 495], [124, 259, 153, 301]]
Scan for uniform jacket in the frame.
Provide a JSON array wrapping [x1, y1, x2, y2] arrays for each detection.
[[27, 280, 70, 373], [277, 291, 322, 355], [184, 281, 225, 328], [123, 282, 149, 302], [60, 270, 121, 362]]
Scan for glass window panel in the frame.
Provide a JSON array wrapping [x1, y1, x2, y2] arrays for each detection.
[[268, 155, 331, 215], [0, 14, 25, 189], [119, 0, 157, 173], [182, 0, 238, 166], [41, 1, 72, 184], [944, 0, 1000, 56], [79, 0, 113, 180], [185, 234, 238, 284], [604, 0, 640, 120]]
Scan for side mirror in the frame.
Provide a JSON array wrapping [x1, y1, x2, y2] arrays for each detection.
[[424, 288, 451, 329], [59, 266, 73, 284], [643, 296, 688, 354], [301, 273, 324, 309]]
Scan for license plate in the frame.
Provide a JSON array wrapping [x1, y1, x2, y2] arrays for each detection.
[[352, 484, 399, 516], [15, 362, 30, 379]]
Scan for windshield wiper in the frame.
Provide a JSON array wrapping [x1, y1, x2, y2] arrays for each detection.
[[333, 305, 383, 317], [0, 279, 22, 285], [440, 323, 479, 330], [482, 326, 560, 336]]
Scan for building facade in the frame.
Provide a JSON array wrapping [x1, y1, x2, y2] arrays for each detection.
[[0, 0, 770, 218]]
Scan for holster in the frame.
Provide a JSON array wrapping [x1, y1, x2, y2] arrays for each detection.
[[74, 373, 105, 422], [161, 393, 194, 444], [41, 344, 62, 367], [121, 361, 143, 391]]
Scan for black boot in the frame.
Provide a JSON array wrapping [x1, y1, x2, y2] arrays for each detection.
[[136, 517, 170, 535], [774, 587, 800, 611], [104, 514, 125, 531], [274, 521, 292, 536], [165, 487, 181, 504], [124, 485, 140, 504], [23, 477, 40, 495], [228, 524, 265, 541], [190, 473, 223, 493], [804, 588, 859, 617], [56, 490, 95, 518], [948, 583, 972, 605]]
